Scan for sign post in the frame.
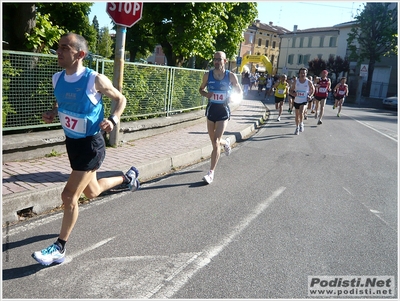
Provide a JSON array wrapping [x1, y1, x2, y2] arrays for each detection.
[[106, 2, 143, 146]]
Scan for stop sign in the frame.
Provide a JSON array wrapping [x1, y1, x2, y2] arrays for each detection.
[[106, 2, 143, 28]]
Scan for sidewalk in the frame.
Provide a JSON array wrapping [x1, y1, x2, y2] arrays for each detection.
[[2, 93, 268, 223]]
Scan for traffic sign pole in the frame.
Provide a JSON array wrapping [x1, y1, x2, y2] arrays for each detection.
[[106, 2, 143, 146], [109, 25, 127, 146]]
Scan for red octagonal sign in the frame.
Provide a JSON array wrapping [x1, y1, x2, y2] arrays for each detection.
[[107, 2, 143, 28]]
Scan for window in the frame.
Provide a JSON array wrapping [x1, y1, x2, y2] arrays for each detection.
[[249, 35, 254, 44], [271, 55, 275, 63], [272, 41, 276, 48], [288, 54, 294, 65], [308, 37, 313, 47], [319, 36, 324, 47], [297, 54, 303, 65], [265, 40, 269, 47], [299, 37, 304, 48], [258, 38, 262, 46], [317, 54, 322, 59], [291, 37, 296, 48], [303, 54, 311, 65], [329, 36, 337, 47]]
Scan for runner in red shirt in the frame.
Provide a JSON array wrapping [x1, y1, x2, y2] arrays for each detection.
[[333, 77, 349, 117], [314, 70, 331, 125]]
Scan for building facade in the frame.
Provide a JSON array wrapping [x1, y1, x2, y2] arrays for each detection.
[[236, 20, 289, 74]]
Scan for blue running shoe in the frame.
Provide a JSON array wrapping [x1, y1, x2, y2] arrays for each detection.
[[32, 243, 65, 266], [125, 166, 140, 191]]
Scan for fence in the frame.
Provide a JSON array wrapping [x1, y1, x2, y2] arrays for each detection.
[[2, 51, 208, 132]]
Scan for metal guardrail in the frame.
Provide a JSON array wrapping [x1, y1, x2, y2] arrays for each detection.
[[2, 51, 208, 132]]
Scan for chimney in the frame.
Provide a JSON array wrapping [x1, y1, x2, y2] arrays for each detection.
[[255, 19, 260, 27], [269, 21, 273, 26]]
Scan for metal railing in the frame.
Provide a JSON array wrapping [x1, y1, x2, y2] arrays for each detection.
[[2, 51, 207, 132]]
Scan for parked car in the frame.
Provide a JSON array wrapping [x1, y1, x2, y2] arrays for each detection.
[[382, 95, 397, 110]]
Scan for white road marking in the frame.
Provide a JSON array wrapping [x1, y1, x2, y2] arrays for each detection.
[[4, 194, 123, 236], [146, 186, 286, 299], [36, 237, 116, 274], [346, 115, 397, 142], [343, 187, 397, 233], [64, 236, 116, 264]]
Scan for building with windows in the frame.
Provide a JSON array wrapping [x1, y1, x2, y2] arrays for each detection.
[[237, 20, 289, 74], [147, 45, 167, 65], [277, 18, 397, 98], [277, 27, 340, 78]]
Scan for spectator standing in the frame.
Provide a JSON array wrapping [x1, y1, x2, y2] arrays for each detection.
[[241, 72, 251, 97], [264, 74, 274, 100]]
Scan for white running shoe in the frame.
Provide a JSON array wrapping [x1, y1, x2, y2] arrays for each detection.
[[294, 127, 299, 135], [125, 166, 140, 191], [299, 123, 304, 132], [277, 116, 281, 121], [224, 137, 231, 156], [203, 170, 214, 184], [32, 243, 65, 266]]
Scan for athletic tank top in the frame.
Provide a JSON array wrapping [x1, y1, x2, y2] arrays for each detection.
[[336, 84, 347, 96], [315, 78, 329, 98], [54, 68, 104, 138], [207, 70, 232, 104], [274, 82, 287, 98], [294, 79, 310, 103]]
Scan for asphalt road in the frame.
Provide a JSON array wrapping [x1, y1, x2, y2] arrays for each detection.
[[2, 102, 397, 299]]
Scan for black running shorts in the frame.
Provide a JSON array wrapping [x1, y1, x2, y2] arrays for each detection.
[[205, 103, 230, 122], [293, 102, 307, 109], [65, 132, 106, 171]]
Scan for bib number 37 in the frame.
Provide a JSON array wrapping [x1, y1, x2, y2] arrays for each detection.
[[64, 116, 78, 129], [58, 111, 87, 135]]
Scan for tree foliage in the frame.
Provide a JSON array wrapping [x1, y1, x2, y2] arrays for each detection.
[[326, 55, 350, 84], [36, 3, 97, 52], [347, 3, 397, 92], [97, 27, 114, 58], [2, 3, 36, 51], [308, 55, 350, 84], [3, 3, 98, 53], [25, 12, 65, 53], [125, 2, 257, 67], [308, 57, 327, 76]]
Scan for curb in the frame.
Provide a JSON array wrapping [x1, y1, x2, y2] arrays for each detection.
[[2, 107, 267, 224]]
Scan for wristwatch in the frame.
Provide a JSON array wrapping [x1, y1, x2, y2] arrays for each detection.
[[108, 115, 119, 126]]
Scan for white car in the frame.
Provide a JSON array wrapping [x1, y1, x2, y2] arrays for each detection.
[[382, 95, 397, 109]]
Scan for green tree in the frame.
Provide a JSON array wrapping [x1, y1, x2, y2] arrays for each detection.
[[308, 57, 327, 76], [97, 27, 113, 58], [36, 3, 97, 52], [347, 3, 397, 94], [127, 2, 257, 67], [2, 3, 36, 51], [25, 12, 65, 53], [92, 15, 100, 54], [125, 12, 157, 62], [326, 55, 350, 85]]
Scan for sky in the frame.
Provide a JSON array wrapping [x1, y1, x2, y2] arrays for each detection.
[[89, 1, 366, 33]]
